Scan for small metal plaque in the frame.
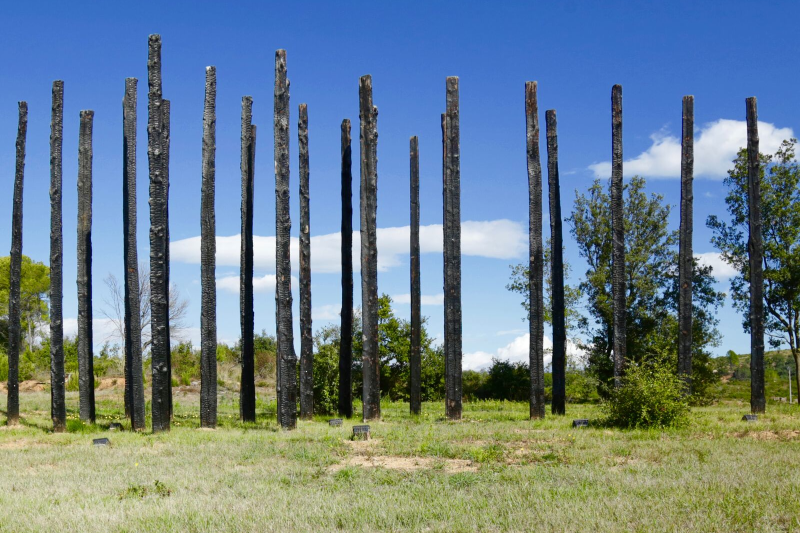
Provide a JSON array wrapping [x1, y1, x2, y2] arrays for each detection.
[[109, 422, 123, 431], [742, 414, 758, 422], [93, 438, 111, 446], [352, 425, 370, 440], [328, 419, 343, 427], [572, 419, 589, 428]]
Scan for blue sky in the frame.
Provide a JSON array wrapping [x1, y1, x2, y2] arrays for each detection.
[[1, 1, 798, 368]]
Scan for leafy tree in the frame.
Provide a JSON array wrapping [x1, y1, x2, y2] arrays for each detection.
[[708, 139, 800, 403], [0, 256, 49, 350]]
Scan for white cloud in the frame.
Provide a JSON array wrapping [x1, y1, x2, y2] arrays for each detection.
[[589, 119, 793, 179], [463, 333, 553, 371], [312, 304, 341, 321], [216, 274, 298, 294], [695, 251, 738, 279], [63, 317, 122, 347], [170, 219, 526, 274], [391, 293, 445, 306]]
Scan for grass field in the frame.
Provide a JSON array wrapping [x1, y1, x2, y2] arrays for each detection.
[[1, 388, 799, 532]]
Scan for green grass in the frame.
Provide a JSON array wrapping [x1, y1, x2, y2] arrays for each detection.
[[1, 389, 800, 532]]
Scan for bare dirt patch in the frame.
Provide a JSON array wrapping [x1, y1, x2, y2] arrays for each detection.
[[0, 439, 48, 450], [730, 430, 800, 441], [331, 454, 477, 473], [97, 378, 124, 391]]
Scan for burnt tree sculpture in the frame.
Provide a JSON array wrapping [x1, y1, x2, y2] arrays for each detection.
[[239, 96, 256, 423], [678, 95, 694, 393], [525, 82, 545, 420], [746, 96, 766, 414], [410, 135, 421, 415], [441, 113, 448, 390], [611, 84, 626, 387], [200, 66, 218, 428], [77, 109, 96, 423], [123, 77, 146, 431], [163, 98, 173, 421], [7, 102, 27, 425], [360, 75, 380, 421], [275, 50, 297, 429], [339, 119, 354, 418], [444, 77, 462, 420], [50, 81, 66, 431], [299, 103, 313, 420], [148, 34, 171, 432], [546, 109, 566, 416]]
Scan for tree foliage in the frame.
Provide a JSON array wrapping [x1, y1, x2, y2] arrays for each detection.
[[0, 255, 49, 350]]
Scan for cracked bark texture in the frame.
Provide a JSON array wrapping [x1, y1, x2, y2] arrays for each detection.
[[678, 96, 694, 393], [299, 103, 313, 420], [444, 77, 462, 421], [546, 109, 565, 416], [441, 113, 448, 391], [50, 82, 66, 431], [525, 82, 545, 420], [123, 77, 146, 431], [201, 67, 217, 428], [360, 75, 380, 421], [240, 96, 255, 423], [611, 84, 626, 388], [275, 50, 297, 429], [410, 136, 421, 415], [77, 110, 96, 423], [338, 119, 354, 418], [163, 98, 172, 421], [7, 102, 26, 425], [148, 34, 170, 432], [746, 97, 765, 414]]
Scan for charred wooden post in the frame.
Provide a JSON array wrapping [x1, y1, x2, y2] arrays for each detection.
[[275, 49, 297, 429], [359, 75, 380, 421], [678, 96, 694, 394], [410, 136, 422, 415], [163, 98, 173, 421], [611, 84, 626, 388], [148, 34, 170, 432], [746, 96, 766, 414], [239, 96, 256, 423], [525, 82, 545, 420], [50, 81, 66, 431], [77, 110, 96, 423], [200, 66, 218, 428], [123, 77, 146, 431], [339, 119, 354, 418], [441, 113, 448, 389], [299, 103, 313, 420], [444, 77, 462, 420], [546, 109, 566, 416], [7, 102, 27, 426]]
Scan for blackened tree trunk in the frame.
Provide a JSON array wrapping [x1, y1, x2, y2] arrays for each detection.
[[525, 82, 545, 420], [444, 77, 462, 420], [441, 113, 448, 389], [678, 95, 694, 394], [148, 34, 170, 432], [359, 74, 380, 421], [546, 109, 565, 416], [410, 136, 422, 415], [50, 81, 66, 431], [746, 96, 766, 414], [339, 119, 354, 418], [163, 98, 172, 421], [275, 50, 297, 429], [299, 103, 313, 420], [123, 77, 146, 431], [7, 102, 27, 425], [77, 109, 96, 423], [611, 84, 626, 387], [200, 66, 217, 428], [239, 96, 256, 423]]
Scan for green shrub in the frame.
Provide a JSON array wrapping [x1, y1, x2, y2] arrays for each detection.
[[602, 360, 689, 429]]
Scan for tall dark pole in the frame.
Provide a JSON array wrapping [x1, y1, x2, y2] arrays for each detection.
[[359, 74, 380, 421], [746, 96, 765, 414], [441, 113, 448, 390], [546, 109, 566, 416], [50, 81, 66, 431], [410, 136, 422, 415], [444, 76, 462, 420], [299, 103, 313, 420], [7, 102, 27, 426], [148, 34, 170, 432], [163, 98, 173, 421], [200, 66, 218, 428], [275, 49, 297, 429], [77, 110, 96, 423], [338, 119, 354, 418], [678, 96, 694, 393], [611, 84, 626, 387], [239, 96, 255, 423], [525, 82, 545, 420], [123, 77, 146, 431]]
